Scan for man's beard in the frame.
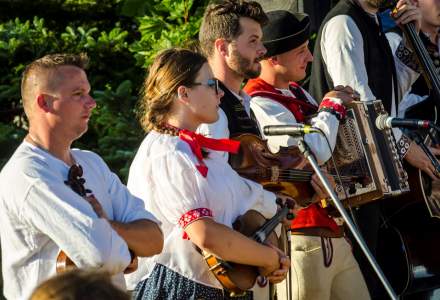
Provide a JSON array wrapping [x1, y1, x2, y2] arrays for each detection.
[[228, 48, 262, 79], [365, 0, 393, 9]]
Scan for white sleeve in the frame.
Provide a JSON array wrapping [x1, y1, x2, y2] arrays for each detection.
[[250, 95, 339, 165], [95, 155, 160, 225], [386, 31, 420, 101], [150, 151, 214, 226], [321, 15, 376, 102], [231, 172, 277, 220], [22, 175, 131, 275], [398, 92, 429, 118]]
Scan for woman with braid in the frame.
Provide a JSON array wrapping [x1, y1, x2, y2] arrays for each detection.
[[125, 48, 291, 300]]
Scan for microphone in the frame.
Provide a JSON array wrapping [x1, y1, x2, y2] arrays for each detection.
[[263, 124, 321, 137], [375, 114, 432, 130]]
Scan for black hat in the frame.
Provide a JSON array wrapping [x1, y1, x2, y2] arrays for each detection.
[[263, 10, 311, 57]]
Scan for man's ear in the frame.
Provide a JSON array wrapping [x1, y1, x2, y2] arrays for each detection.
[[36, 94, 52, 112], [268, 56, 279, 66], [214, 38, 229, 57]]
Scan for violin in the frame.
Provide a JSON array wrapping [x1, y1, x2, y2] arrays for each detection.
[[229, 133, 365, 206], [202, 203, 292, 297]]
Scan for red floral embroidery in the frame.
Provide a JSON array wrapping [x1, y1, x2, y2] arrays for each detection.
[[319, 98, 347, 121], [178, 208, 213, 239]]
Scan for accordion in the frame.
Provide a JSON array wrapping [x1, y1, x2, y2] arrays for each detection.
[[328, 100, 410, 207]]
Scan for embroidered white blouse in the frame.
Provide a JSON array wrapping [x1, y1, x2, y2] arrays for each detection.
[[125, 131, 277, 290]]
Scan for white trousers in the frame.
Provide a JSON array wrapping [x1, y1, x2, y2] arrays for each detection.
[[276, 235, 371, 300]]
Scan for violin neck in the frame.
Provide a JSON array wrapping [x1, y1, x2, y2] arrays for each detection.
[[252, 206, 289, 243]]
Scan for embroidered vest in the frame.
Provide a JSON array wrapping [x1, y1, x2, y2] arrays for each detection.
[[244, 78, 317, 122]]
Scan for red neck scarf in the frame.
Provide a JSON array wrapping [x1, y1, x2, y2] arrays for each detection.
[[178, 129, 240, 177]]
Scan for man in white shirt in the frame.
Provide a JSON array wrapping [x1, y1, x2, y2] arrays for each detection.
[[0, 53, 163, 300], [309, 0, 432, 298]]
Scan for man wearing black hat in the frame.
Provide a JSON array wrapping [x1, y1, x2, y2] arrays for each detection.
[[244, 10, 370, 300]]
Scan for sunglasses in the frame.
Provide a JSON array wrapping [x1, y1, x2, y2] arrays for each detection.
[[64, 164, 91, 197], [192, 78, 220, 95]]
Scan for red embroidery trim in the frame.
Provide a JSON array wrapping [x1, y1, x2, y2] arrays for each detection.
[[178, 208, 213, 239], [319, 98, 347, 121]]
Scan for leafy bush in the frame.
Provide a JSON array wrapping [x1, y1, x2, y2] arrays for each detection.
[[0, 0, 208, 181]]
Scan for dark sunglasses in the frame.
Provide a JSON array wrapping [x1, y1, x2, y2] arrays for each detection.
[[192, 78, 220, 95], [64, 164, 91, 197]]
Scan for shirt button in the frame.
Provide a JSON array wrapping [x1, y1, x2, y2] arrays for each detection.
[[434, 52, 439, 58], [435, 59, 440, 66]]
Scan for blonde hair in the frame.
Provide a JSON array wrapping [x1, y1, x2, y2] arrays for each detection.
[[139, 48, 207, 134], [30, 269, 129, 300]]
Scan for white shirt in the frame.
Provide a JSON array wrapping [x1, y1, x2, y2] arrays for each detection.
[[125, 131, 277, 290], [321, 14, 420, 140], [386, 31, 438, 117], [250, 88, 340, 165], [0, 141, 159, 300], [197, 90, 254, 161]]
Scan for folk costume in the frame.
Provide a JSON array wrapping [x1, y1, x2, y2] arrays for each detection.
[[244, 10, 370, 300], [126, 130, 277, 300], [309, 1, 420, 297]]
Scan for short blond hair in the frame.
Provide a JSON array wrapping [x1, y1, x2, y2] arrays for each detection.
[[21, 53, 89, 117]]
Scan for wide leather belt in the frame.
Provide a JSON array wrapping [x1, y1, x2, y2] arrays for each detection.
[[290, 226, 344, 238]]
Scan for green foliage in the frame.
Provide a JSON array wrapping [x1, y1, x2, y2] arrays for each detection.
[[130, 0, 206, 67], [0, 0, 208, 181]]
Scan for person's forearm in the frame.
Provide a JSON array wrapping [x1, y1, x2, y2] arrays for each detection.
[[110, 219, 163, 257], [186, 218, 279, 270]]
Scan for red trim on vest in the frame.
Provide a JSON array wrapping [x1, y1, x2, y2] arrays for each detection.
[[179, 208, 213, 240], [244, 78, 317, 122]]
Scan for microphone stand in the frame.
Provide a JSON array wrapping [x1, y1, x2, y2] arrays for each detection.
[[297, 137, 399, 300]]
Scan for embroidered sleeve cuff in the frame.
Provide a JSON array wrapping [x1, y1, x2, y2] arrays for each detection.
[[178, 208, 213, 229], [397, 134, 412, 159], [318, 97, 347, 121], [396, 41, 421, 72], [179, 208, 213, 240]]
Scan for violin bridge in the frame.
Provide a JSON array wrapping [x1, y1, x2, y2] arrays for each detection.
[[271, 166, 280, 182]]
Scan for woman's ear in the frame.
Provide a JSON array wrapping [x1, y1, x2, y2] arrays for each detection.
[[177, 86, 190, 104]]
